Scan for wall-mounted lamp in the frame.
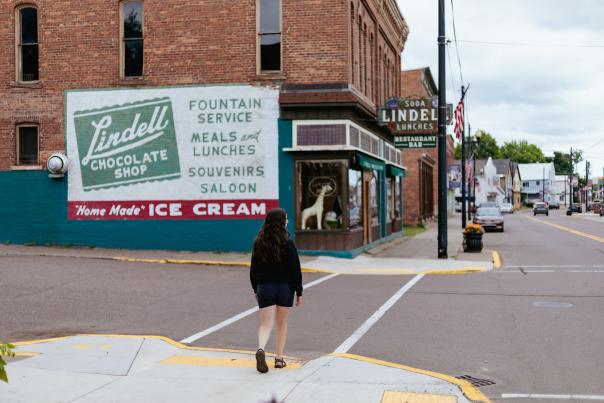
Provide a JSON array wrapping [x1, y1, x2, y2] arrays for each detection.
[[47, 153, 68, 179]]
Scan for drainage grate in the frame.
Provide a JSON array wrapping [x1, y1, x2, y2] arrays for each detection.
[[456, 375, 496, 388]]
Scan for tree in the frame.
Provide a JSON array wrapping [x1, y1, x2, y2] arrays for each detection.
[[454, 143, 462, 159], [549, 150, 583, 175], [473, 130, 500, 159], [455, 130, 500, 160], [499, 140, 546, 163]]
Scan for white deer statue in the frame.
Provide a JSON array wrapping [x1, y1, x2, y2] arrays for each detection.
[[301, 183, 333, 230]]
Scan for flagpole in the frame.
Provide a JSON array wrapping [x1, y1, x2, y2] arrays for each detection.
[[458, 85, 469, 228]]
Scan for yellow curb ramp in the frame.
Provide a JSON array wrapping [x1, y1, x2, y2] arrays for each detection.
[[11, 333, 299, 360], [332, 353, 491, 403], [382, 391, 457, 403], [488, 250, 501, 269], [160, 355, 304, 369]]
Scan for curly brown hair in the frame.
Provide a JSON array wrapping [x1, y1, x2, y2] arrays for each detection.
[[253, 208, 289, 264]]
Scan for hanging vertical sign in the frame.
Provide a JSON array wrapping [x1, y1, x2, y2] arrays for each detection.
[[378, 97, 452, 148]]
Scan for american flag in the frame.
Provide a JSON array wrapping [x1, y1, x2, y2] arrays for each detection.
[[454, 100, 464, 140]]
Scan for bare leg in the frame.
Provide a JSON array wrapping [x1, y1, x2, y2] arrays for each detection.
[[258, 305, 276, 350], [275, 306, 290, 358]]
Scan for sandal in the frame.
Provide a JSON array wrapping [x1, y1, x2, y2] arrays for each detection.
[[256, 349, 269, 373], [274, 357, 287, 369]]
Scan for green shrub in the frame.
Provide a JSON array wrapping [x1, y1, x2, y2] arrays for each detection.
[[0, 342, 15, 383]]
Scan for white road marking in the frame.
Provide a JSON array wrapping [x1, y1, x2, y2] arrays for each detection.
[[502, 393, 604, 400], [180, 273, 339, 344], [505, 265, 584, 268], [333, 274, 424, 353], [500, 270, 604, 273]]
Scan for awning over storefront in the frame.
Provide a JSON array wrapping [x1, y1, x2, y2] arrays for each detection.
[[388, 165, 407, 178], [357, 153, 385, 172]]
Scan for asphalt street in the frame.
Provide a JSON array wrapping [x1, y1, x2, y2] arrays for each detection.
[[1, 209, 603, 402]]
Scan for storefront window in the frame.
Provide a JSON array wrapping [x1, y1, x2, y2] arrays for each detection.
[[386, 177, 393, 220], [371, 171, 379, 225], [297, 160, 346, 230], [348, 169, 362, 229], [395, 176, 402, 219]]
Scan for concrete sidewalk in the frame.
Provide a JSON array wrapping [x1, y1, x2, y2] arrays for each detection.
[[0, 214, 494, 275], [2, 335, 488, 403]]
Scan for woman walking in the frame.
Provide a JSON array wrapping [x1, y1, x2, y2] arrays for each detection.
[[250, 208, 303, 373]]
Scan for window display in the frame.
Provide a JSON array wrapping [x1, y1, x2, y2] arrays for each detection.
[[387, 177, 393, 220], [348, 169, 362, 229], [297, 160, 346, 230], [395, 176, 402, 219], [371, 170, 379, 225]]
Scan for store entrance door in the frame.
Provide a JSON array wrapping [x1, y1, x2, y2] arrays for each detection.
[[362, 170, 372, 243]]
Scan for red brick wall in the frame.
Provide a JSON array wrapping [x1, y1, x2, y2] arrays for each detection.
[[0, 0, 408, 169]]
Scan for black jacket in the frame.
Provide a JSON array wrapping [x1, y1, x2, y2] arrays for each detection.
[[250, 239, 303, 296]]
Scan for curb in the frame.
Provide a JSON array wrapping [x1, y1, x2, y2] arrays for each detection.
[[331, 353, 491, 403]]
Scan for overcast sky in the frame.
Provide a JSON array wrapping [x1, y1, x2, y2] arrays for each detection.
[[396, 0, 604, 178]]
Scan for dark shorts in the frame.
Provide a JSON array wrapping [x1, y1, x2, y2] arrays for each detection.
[[257, 283, 294, 308]]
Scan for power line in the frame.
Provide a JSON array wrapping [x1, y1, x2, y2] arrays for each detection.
[[449, 0, 465, 85], [446, 42, 459, 98], [457, 39, 604, 48]]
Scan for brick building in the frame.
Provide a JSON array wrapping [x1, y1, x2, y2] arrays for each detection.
[[399, 67, 455, 224], [0, 0, 409, 256]]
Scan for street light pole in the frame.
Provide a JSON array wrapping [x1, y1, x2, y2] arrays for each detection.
[[437, 0, 448, 258]]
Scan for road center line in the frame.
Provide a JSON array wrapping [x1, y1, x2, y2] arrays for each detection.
[[180, 273, 339, 344], [502, 393, 604, 400], [526, 216, 604, 244], [333, 274, 424, 354]]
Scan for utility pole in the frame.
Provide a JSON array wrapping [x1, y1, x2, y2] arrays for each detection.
[[570, 147, 573, 205], [460, 85, 469, 229], [437, 0, 447, 258], [586, 160, 590, 210], [542, 167, 545, 202]]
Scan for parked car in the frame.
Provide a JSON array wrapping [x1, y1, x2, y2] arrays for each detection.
[[568, 203, 582, 213], [533, 202, 549, 216], [548, 200, 560, 209], [500, 203, 514, 214], [474, 207, 504, 232], [479, 202, 498, 208]]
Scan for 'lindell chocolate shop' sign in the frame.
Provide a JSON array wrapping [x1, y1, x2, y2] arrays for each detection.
[[66, 85, 279, 220], [378, 97, 452, 136]]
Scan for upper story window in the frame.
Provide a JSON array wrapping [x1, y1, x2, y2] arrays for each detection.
[[17, 125, 39, 165], [16, 6, 39, 82], [121, 1, 144, 77], [258, 0, 281, 72]]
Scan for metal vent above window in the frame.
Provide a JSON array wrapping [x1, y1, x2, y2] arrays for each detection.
[[360, 132, 372, 153], [297, 124, 346, 146], [371, 138, 379, 155], [350, 126, 359, 147]]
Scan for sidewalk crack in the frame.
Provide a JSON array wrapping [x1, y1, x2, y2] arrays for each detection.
[[279, 356, 336, 402]]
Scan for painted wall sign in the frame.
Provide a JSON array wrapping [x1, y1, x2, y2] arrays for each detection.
[[66, 85, 280, 220], [379, 97, 452, 135], [394, 135, 437, 149]]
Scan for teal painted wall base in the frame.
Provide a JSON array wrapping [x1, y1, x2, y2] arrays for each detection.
[[299, 230, 403, 259], [0, 171, 265, 251]]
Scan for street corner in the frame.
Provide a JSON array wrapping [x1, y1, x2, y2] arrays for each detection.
[[2, 334, 490, 403]]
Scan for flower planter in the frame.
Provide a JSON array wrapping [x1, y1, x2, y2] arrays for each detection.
[[463, 232, 483, 252]]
